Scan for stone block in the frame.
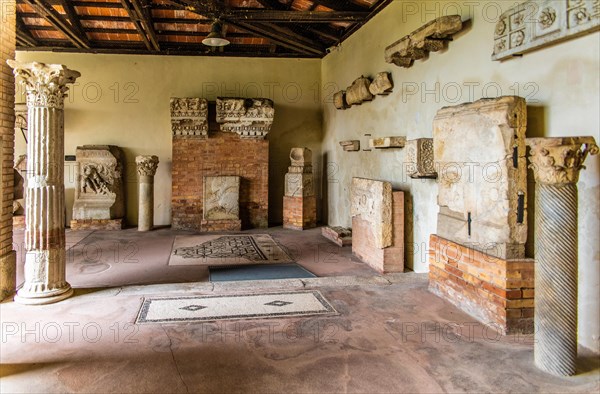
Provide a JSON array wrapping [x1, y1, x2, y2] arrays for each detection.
[[350, 177, 393, 249], [433, 96, 527, 259], [333, 91, 349, 110], [492, 0, 600, 61], [216, 97, 274, 139], [369, 72, 393, 95], [369, 136, 406, 149], [203, 176, 240, 221], [352, 190, 404, 273], [346, 76, 373, 106], [406, 138, 437, 178], [321, 226, 352, 247], [285, 173, 314, 197], [170, 97, 208, 137], [339, 140, 360, 151], [72, 145, 125, 222]]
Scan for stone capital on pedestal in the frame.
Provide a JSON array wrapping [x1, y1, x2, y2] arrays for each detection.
[[136, 155, 159, 177], [527, 137, 598, 185], [7, 60, 81, 109]]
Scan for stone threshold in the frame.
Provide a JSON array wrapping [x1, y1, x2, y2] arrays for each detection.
[[69, 272, 428, 299]]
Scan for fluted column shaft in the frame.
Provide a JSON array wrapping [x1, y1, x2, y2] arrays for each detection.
[[527, 136, 598, 376], [136, 155, 159, 232], [8, 61, 80, 305]]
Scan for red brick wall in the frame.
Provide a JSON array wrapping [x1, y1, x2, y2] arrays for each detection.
[[172, 131, 268, 231], [428, 234, 534, 334], [283, 195, 316, 230]]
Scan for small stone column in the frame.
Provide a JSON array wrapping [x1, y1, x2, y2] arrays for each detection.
[[527, 136, 598, 376], [8, 61, 80, 305], [136, 155, 159, 231], [283, 147, 316, 230]]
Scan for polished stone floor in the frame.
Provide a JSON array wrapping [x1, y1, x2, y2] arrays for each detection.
[[2, 227, 599, 393]]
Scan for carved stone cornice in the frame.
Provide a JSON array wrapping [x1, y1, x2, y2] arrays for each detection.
[[216, 97, 274, 139], [170, 97, 208, 137], [136, 155, 159, 177], [7, 60, 80, 109], [527, 137, 598, 185]]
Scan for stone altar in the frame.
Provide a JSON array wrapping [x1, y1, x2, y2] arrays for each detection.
[[433, 96, 528, 260], [201, 175, 241, 232], [71, 145, 125, 230], [351, 177, 404, 273], [283, 148, 316, 230]]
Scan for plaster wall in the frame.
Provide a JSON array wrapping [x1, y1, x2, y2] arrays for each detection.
[[321, 0, 599, 351], [14, 52, 323, 226]]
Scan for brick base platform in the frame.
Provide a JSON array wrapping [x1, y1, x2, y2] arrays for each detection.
[[200, 219, 242, 232], [352, 191, 404, 273], [70, 219, 124, 230], [283, 195, 316, 230], [428, 234, 535, 334], [12, 215, 25, 230]]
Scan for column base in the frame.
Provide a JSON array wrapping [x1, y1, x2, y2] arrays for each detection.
[[14, 286, 74, 305]]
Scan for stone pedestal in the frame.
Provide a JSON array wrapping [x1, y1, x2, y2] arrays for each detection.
[[351, 178, 404, 273], [71, 145, 125, 230], [283, 148, 316, 230], [527, 136, 598, 376], [8, 60, 80, 305], [136, 155, 159, 231]]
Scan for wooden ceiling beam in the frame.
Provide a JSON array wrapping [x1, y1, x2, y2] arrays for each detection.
[[119, 0, 154, 51], [23, 0, 90, 48], [310, 0, 366, 12], [130, 0, 160, 51], [58, 0, 90, 43], [16, 16, 39, 47]]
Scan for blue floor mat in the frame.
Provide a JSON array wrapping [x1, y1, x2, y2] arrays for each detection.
[[209, 263, 316, 282]]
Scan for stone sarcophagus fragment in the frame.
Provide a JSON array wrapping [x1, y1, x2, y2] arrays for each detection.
[[433, 96, 528, 259], [351, 177, 404, 273], [492, 0, 600, 61], [170, 97, 208, 137], [385, 15, 463, 68], [406, 138, 437, 179], [283, 148, 316, 230], [201, 175, 241, 232], [216, 97, 274, 139], [71, 145, 125, 230]]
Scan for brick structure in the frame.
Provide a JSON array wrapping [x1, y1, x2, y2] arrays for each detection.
[[352, 190, 404, 273], [0, 0, 17, 301], [172, 132, 268, 231], [428, 234, 535, 334], [70, 219, 124, 231], [283, 195, 316, 230]]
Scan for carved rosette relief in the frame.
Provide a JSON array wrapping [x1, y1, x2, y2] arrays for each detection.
[[136, 155, 159, 178], [527, 137, 598, 184], [170, 97, 208, 137], [216, 97, 274, 139], [493, 0, 600, 60]]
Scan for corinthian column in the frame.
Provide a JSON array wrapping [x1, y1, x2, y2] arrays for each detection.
[[527, 136, 598, 376], [8, 60, 80, 305], [136, 155, 159, 231]]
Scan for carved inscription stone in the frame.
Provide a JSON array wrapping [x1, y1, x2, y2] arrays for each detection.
[[385, 15, 463, 68], [493, 0, 600, 61], [351, 177, 392, 249], [72, 145, 125, 222], [433, 96, 528, 259], [170, 97, 208, 137], [203, 176, 240, 221], [406, 138, 437, 178], [216, 97, 274, 139]]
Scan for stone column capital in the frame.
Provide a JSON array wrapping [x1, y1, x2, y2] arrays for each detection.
[[7, 60, 80, 109], [527, 137, 598, 185], [136, 155, 159, 177]]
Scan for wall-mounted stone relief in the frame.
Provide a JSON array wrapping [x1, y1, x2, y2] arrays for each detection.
[[493, 0, 600, 61], [216, 97, 274, 139], [406, 138, 437, 179], [385, 15, 463, 68], [170, 97, 208, 137], [339, 140, 360, 151], [346, 76, 373, 106], [369, 136, 406, 149], [433, 96, 528, 259], [333, 72, 393, 110], [203, 176, 240, 221], [72, 145, 125, 230], [333, 90, 349, 110], [369, 72, 393, 95]]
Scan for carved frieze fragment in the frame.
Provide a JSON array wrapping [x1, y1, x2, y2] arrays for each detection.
[[493, 0, 600, 61], [385, 15, 463, 68], [369, 136, 406, 149], [406, 138, 437, 178], [340, 140, 360, 151], [170, 97, 208, 137], [216, 97, 274, 139], [369, 72, 394, 95], [346, 76, 373, 106], [203, 176, 240, 220], [333, 91, 349, 110], [351, 177, 393, 249]]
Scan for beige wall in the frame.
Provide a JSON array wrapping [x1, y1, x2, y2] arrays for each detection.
[[14, 52, 323, 226], [321, 1, 599, 351]]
